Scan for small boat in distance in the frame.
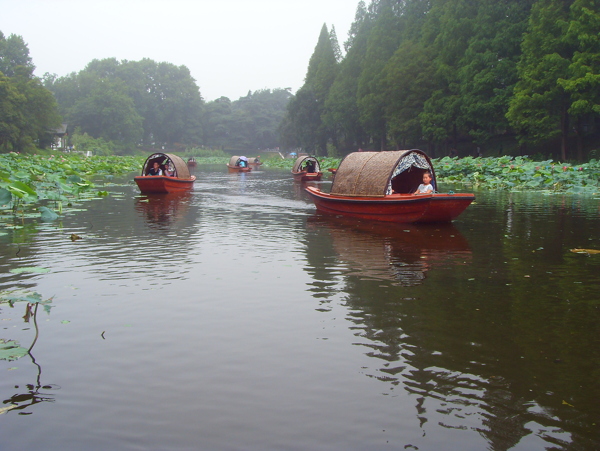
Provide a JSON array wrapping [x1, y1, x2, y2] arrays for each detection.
[[187, 157, 197, 167], [304, 149, 474, 223], [134, 153, 196, 194], [227, 155, 252, 173], [248, 156, 263, 170], [291, 155, 322, 181]]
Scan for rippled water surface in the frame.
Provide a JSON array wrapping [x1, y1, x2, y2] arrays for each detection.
[[1, 166, 599, 450]]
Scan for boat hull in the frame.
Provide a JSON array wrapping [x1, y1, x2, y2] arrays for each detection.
[[227, 164, 252, 173], [134, 175, 196, 194], [304, 186, 474, 223], [292, 171, 323, 182]]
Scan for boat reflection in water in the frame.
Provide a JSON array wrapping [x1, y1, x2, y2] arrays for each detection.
[[134, 192, 194, 230], [308, 214, 471, 286]]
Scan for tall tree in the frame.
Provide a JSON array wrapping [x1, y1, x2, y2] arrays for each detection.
[[507, 0, 575, 160], [557, 0, 600, 159], [284, 24, 339, 154], [0, 31, 61, 152], [357, 0, 403, 150], [457, 0, 534, 147], [383, 40, 436, 149], [418, 0, 478, 152]]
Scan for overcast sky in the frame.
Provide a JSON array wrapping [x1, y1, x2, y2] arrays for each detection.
[[1, 0, 358, 101]]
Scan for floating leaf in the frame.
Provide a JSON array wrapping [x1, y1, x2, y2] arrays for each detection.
[[9, 267, 51, 275], [39, 206, 59, 222], [0, 404, 18, 415], [0, 339, 29, 361], [0, 289, 42, 304], [70, 233, 82, 241], [0, 188, 11, 205], [570, 248, 600, 255]]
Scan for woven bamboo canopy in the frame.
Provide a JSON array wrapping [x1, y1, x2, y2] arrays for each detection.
[[141, 153, 191, 179], [330, 150, 435, 197], [292, 155, 320, 172]]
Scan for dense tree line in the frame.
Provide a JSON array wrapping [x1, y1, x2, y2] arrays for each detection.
[[42, 58, 291, 153], [0, 32, 61, 152], [203, 88, 293, 151], [2, 31, 292, 155], [282, 0, 600, 161]]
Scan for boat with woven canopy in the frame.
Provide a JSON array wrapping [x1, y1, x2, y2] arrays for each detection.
[[134, 153, 196, 194], [304, 149, 474, 223], [227, 155, 252, 173], [291, 155, 322, 181], [248, 157, 263, 169]]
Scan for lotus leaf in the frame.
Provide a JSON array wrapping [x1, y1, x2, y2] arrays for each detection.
[[39, 206, 59, 222], [8, 267, 51, 274], [0, 339, 29, 361]]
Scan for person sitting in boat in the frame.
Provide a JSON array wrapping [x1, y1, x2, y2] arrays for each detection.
[[304, 160, 316, 173], [164, 164, 175, 177], [413, 171, 434, 195], [236, 157, 248, 168], [148, 162, 163, 176]]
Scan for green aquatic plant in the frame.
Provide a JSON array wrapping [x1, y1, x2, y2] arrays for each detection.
[[0, 152, 144, 221], [0, 290, 54, 361]]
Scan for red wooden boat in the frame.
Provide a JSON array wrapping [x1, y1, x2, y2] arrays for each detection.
[[187, 157, 197, 167], [291, 155, 322, 181], [304, 149, 474, 223], [227, 155, 253, 173], [134, 153, 196, 194], [248, 156, 263, 170]]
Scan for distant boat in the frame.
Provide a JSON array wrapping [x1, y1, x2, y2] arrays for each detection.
[[291, 155, 322, 181], [227, 155, 252, 173], [248, 157, 263, 169], [304, 149, 474, 223], [187, 157, 197, 167], [134, 152, 196, 194]]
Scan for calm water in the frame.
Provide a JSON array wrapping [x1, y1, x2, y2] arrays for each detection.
[[1, 166, 599, 450]]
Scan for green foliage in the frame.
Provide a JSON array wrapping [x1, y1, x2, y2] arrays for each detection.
[[0, 31, 62, 153], [434, 156, 600, 192], [282, 24, 340, 155], [0, 152, 143, 216], [45, 58, 204, 148], [203, 89, 292, 150], [70, 128, 115, 156], [285, 0, 599, 161]]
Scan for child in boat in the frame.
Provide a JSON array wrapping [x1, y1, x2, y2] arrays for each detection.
[[413, 171, 433, 194], [164, 164, 175, 176]]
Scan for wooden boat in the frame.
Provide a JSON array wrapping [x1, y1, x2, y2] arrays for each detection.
[[134, 152, 196, 194], [291, 155, 322, 181], [248, 157, 263, 169], [187, 157, 197, 167], [226, 155, 252, 173], [304, 149, 474, 223]]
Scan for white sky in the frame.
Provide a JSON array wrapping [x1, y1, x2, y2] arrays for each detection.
[[1, 0, 357, 101]]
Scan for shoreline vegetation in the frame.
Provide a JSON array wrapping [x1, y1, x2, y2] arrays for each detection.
[[1, 153, 598, 228]]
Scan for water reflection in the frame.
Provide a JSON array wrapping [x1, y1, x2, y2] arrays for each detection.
[[134, 192, 194, 229], [307, 215, 471, 286], [1, 303, 58, 416]]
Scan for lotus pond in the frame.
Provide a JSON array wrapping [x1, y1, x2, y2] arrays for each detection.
[[1, 155, 599, 450]]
